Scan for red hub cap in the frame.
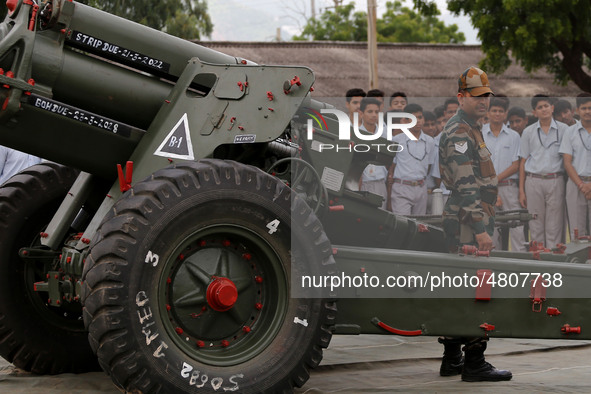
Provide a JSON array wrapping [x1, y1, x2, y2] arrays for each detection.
[[206, 277, 238, 312]]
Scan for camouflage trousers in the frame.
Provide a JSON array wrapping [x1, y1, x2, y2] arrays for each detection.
[[442, 197, 495, 253]]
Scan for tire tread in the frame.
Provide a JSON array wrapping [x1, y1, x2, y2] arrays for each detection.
[[83, 160, 337, 393]]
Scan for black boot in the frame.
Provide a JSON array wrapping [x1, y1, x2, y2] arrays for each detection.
[[438, 337, 464, 376], [461, 339, 512, 382]]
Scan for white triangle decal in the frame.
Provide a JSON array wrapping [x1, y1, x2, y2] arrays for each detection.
[[154, 113, 195, 160]]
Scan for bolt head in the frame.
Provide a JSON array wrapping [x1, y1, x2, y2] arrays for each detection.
[[6, 0, 18, 13]]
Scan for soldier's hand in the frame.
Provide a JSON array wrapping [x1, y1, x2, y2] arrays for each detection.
[[495, 195, 503, 208], [482, 202, 495, 217], [475, 232, 493, 251], [519, 190, 527, 208]]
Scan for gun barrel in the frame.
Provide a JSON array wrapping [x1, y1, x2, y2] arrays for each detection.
[[64, 2, 244, 74], [408, 209, 534, 228], [0, 0, 254, 177]]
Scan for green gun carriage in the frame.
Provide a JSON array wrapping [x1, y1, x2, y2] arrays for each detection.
[[0, 1, 589, 392]]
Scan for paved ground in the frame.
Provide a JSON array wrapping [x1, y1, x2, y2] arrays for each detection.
[[2, 336, 591, 393], [296, 336, 591, 393]]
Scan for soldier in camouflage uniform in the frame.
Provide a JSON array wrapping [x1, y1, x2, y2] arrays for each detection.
[[437, 67, 512, 382]]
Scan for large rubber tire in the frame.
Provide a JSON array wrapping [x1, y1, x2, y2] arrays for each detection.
[[82, 159, 337, 393], [0, 163, 99, 374]]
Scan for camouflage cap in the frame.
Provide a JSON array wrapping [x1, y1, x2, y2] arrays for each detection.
[[458, 66, 494, 97]]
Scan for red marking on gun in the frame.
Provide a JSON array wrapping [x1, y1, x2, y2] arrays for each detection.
[[117, 161, 134, 192]]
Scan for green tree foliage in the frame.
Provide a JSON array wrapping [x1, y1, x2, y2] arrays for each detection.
[[378, 1, 464, 43], [294, 1, 465, 44], [294, 3, 367, 41], [79, 0, 212, 39], [437, 0, 591, 91]]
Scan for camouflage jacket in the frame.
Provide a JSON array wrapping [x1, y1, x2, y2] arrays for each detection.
[[439, 109, 498, 248]]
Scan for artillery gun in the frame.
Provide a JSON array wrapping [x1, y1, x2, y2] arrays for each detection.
[[0, 1, 590, 392]]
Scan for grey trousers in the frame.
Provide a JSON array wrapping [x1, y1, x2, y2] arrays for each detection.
[[493, 183, 526, 251], [391, 182, 427, 215], [525, 175, 565, 248], [565, 178, 591, 239]]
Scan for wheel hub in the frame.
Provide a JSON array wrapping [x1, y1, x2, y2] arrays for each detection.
[[206, 277, 238, 312], [160, 226, 288, 366], [164, 238, 260, 341]]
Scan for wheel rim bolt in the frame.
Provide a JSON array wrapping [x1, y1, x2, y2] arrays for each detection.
[[255, 302, 263, 310], [199, 240, 206, 247], [255, 276, 263, 284], [221, 340, 230, 347], [178, 254, 184, 261], [222, 240, 231, 247], [167, 278, 172, 284], [175, 327, 184, 335], [196, 340, 205, 348], [242, 326, 251, 333], [166, 304, 171, 311], [242, 253, 252, 261]]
